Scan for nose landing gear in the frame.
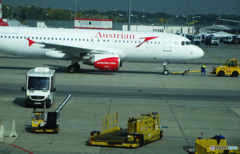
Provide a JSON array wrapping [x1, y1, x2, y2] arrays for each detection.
[[162, 61, 169, 75]]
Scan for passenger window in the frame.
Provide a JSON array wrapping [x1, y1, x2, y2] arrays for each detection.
[[0, 36, 2, 38], [115, 40, 117, 43], [127, 41, 129, 43], [139, 41, 141, 43], [28, 36, 30, 39], [55, 38, 57, 40], [87, 39, 89, 41], [48, 37, 50, 40], [12, 36, 14, 39], [71, 38, 73, 41], [79, 39, 81, 41], [16, 36, 18, 39], [44, 37, 46, 40], [36, 37, 38, 39], [83, 39, 85, 41], [9, 36, 11, 38], [40, 37, 42, 40], [59, 38, 61, 40], [123, 40, 125, 43], [20, 36, 22, 39], [32, 37, 34, 39], [107, 40, 109, 42], [5, 36, 7, 38], [52, 38, 54, 40], [119, 40, 121, 43], [67, 38, 69, 41], [24, 36, 26, 39], [75, 38, 77, 41]]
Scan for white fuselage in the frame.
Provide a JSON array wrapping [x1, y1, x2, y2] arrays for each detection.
[[0, 27, 204, 62]]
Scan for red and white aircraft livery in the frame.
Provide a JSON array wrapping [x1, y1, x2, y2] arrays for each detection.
[[0, 27, 204, 74], [0, 0, 9, 26]]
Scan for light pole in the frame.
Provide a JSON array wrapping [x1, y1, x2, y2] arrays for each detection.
[[114, 9, 117, 29], [186, 0, 188, 25], [79, 7, 82, 18], [205, 11, 207, 27], [7, 7, 13, 19], [69, 8, 71, 21], [26, 6, 29, 21], [75, 0, 77, 18], [142, 9, 144, 24], [128, 0, 131, 31]]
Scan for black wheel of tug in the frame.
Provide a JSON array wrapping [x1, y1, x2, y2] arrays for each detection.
[[217, 71, 225, 77]]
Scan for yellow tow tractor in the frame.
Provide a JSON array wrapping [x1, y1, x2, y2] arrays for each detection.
[[87, 112, 163, 148], [211, 58, 240, 77], [183, 135, 239, 154], [31, 94, 71, 133]]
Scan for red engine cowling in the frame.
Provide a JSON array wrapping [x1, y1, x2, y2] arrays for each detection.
[[83, 54, 121, 71]]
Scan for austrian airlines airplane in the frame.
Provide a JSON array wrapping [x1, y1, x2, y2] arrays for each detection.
[[0, 27, 204, 74]]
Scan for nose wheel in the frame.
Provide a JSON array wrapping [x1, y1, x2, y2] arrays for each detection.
[[162, 62, 169, 75], [67, 63, 80, 73]]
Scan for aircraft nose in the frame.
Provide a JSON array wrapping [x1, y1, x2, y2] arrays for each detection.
[[195, 46, 204, 58]]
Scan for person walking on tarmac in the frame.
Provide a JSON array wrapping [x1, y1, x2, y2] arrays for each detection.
[[201, 64, 206, 76]]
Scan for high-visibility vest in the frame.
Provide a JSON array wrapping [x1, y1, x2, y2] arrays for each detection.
[[202, 65, 206, 69]]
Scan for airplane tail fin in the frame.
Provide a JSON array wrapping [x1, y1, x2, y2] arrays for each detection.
[[0, 0, 2, 22]]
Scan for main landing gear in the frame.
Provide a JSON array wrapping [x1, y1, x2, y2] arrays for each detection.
[[67, 63, 80, 73], [162, 61, 169, 75]]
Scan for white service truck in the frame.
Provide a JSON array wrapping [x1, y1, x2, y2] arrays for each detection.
[[22, 67, 56, 108]]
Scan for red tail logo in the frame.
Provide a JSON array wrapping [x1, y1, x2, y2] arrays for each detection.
[[136, 36, 159, 47]]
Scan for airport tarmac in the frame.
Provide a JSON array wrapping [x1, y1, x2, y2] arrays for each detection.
[[0, 43, 240, 154]]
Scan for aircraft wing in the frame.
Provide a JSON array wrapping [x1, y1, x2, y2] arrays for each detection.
[[27, 39, 110, 55]]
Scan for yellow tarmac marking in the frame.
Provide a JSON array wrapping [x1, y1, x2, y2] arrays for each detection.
[[203, 50, 225, 63]]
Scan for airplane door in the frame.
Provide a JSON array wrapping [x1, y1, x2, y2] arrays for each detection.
[[163, 36, 172, 52]]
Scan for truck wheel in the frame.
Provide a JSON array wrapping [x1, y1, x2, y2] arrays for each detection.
[[46, 100, 51, 108], [218, 71, 225, 77], [25, 101, 29, 108], [139, 135, 144, 147], [232, 71, 238, 77]]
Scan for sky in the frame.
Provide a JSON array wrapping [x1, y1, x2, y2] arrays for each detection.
[[2, 0, 240, 15]]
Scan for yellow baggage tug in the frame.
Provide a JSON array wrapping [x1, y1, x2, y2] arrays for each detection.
[[184, 135, 239, 154], [87, 112, 163, 148], [31, 94, 72, 133]]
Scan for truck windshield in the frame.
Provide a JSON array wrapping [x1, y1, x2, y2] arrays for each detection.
[[28, 77, 50, 90], [212, 37, 219, 40], [194, 36, 200, 39]]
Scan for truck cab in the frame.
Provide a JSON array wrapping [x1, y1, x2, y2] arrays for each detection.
[[191, 35, 201, 45], [22, 67, 56, 108]]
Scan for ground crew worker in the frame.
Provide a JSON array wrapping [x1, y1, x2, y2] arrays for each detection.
[[201, 64, 206, 76]]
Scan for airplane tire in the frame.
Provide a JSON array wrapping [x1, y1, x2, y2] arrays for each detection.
[[163, 70, 169, 75], [67, 65, 76, 73]]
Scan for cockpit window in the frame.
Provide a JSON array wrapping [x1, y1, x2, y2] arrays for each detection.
[[181, 41, 185, 45]]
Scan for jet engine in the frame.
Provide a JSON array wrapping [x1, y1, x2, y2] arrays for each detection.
[[83, 54, 121, 71]]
